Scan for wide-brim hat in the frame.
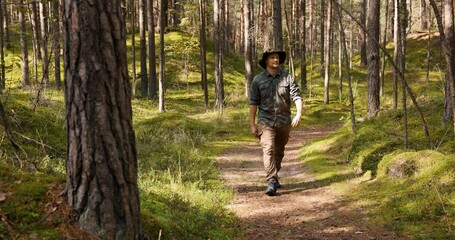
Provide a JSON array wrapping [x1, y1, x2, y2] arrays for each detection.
[[258, 49, 286, 69]]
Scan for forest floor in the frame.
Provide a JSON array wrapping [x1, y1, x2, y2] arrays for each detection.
[[217, 124, 405, 240]]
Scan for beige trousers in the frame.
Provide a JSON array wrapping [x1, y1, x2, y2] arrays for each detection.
[[258, 122, 291, 181]]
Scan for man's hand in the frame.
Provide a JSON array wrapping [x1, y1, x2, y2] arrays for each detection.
[[291, 113, 301, 128], [250, 125, 258, 138]]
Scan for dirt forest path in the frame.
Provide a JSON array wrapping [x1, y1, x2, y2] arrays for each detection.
[[217, 125, 402, 240]]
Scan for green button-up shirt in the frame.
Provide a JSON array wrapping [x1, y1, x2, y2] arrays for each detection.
[[249, 69, 302, 127]]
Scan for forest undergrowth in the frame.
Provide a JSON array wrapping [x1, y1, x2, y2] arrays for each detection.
[[0, 30, 454, 239]]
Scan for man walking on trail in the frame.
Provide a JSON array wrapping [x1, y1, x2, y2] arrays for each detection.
[[249, 49, 303, 196]]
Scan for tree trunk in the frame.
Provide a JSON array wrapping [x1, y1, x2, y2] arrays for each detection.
[[2, 1, 9, 49], [300, 0, 307, 91], [131, 0, 137, 96], [214, 0, 225, 111], [366, 0, 380, 118], [53, 0, 61, 90], [400, 0, 408, 148], [359, 0, 367, 66], [244, 0, 254, 97], [338, 0, 343, 102], [380, 0, 390, 96], [420, 0, 428, 30], [309, 0, 314, 97], [199, 0, 209, 108], [39, 0, 49, 86], [0, 0, 4, 93], [429, 0, 455, 137], [393, 0, 399, 109], [333, 0, 433, 148], [324, 0, 332, 104], [19, 0, 30, 87], [272, 0, 283, 50], [334, 0, 357, 133], [159, 0, 167, 112], [29, 0, 41, 83], [62, 0, 143, 238], [426, 8, 432, 84], [320, 1, 325, 77], [139, 0, 148, 97], [148, 0, 157, 99]]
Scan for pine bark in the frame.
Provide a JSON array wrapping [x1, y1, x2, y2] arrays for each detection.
[[300, 0, 307, 91], [139, 0, 148, 97], [62, 0, 142, 238], [199, 0, 209, 108], [244, 0, 254, 96], [214, 0, 225, 110], [393, 0, 399, 109], [0, 0, 4, 92], [359, 0, 367, 66], [159, 0, 167, 112], [19, 0, 30, 87], [148, 0, 157, 99], [130, 0, 137, 96], [39, 0, 49, 86], [324, 0, 332, 104], [420, 0, 428, 30], [272, 0, 283, 50], [53, 0, 61, 90], [429, 0, 455, 136], [366, 0, 381, 118], [30, 0, 41, 83]]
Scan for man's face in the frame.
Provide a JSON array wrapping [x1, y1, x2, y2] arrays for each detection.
[[266, 53, 280, 69]]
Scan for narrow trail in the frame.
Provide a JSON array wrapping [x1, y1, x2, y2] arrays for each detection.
[[217, 125, 401, 240]]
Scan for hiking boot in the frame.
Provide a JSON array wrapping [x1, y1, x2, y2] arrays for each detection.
[[275, 180, 282, 189], [265, 178, 277, 196]]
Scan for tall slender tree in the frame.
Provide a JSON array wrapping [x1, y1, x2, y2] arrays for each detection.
[[53, 0, 61, 90], [131, 0, 137, 96], [39, 0, 49, 86], [272, 0, 283, 50], [366, 0, 380, 118], [359, 0, 367, 66], [19, 0, 30, 87], [300, 0, 307, 91], [420, 0, 428, 30], [139, 0, 148, 97], [62, 0, 143, 238], [0, 0, 4, 93], [199, 0, 209, 108], [324, 0, 332, 104], [159, 0, 167, 112], [214, 0, 225, 110], [244, 0, 254, 96], [148, 0, 157, 99], [429, 0, 455, 137]]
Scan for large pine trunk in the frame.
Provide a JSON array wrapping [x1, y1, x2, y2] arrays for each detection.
[[63, 1, 142, 238], [366, 0, 380, 118]]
